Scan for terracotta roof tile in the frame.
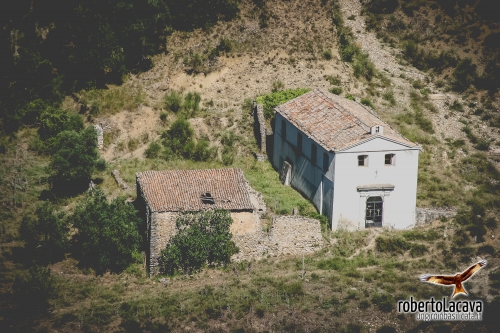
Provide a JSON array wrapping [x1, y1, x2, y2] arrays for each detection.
[[136, 168, 254, 212], [275, 89, 419, 151]]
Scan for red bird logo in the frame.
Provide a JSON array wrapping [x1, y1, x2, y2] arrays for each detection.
[[419, 259, 487, 298]]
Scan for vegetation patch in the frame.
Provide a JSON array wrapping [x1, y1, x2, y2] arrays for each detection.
[[158, 210, 236, 275], [255, 88, 310, 120]]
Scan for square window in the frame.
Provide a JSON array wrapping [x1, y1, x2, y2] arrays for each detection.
[[358, 155, 368, 167], [385, 153, 395, 166]]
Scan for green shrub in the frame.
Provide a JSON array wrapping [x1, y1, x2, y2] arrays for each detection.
[[383, 90, 396, 105], [414, 111, 434, 133], [127, 137, 139, 151], [323, 49, 333, 60], [256, 88, 310, 120], [96, 158, 107, 171], [158, 210, 236, 275], [192, 140, 215, 161], [361, 98, 375, 109], [326, 75, 342, 86], [450, 100, 463, 112], [145, 141, 162, 159], [353, 52, 376, 80], [272, 80, 285, 92], [371, 293, 394, 312], [183, 91, 201, 115], [478, 245, 495, 255], [410, 243, 427, 257], [330, 86, 343, 95], [160, 111, 168, 124], [164, 91, 183, 112], [375, 236, 410, 254], [345, 94, 355, 101], [162, 118, 195, 157]]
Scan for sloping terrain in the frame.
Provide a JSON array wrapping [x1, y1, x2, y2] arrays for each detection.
[[1, 0, 500, 332]]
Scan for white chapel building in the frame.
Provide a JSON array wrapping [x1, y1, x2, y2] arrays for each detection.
[[272, 89, 421, 230]]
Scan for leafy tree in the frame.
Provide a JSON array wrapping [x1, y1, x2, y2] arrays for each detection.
[[38, 108, 84, 142], [72, 189, 141, 274], [13, 266, 58, 317], [49, 127, 99, 195], [158, 209, 236, 275], [20, 202, 69, 263]]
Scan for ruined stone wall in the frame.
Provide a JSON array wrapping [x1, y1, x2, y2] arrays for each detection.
[[232, 216, 323, 261], [149, 211, 179, 274], [253, 101, 266, 153], [415, 207, 457, 226]]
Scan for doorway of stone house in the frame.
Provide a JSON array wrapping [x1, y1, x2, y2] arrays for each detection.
[[365, 196, 383, 228]]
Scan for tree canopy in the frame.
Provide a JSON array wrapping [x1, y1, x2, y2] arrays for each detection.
[[20, 202, 69, 264], [0, 0, 240, 132], [72, 189, 141, 275], [158, 209, 236, 275], [49, 127, 99, 196]]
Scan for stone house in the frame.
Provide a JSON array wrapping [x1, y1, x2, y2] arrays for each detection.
[[136, 168, 262, 274], [272, 89, 421, 230]]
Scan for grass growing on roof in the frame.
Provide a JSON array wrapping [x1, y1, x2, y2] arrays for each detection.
[[255, 88, 310, 120]]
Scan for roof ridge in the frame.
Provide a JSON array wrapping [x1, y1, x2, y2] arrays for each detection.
[[320, 89, 415, 144], [318, 89, 372, 131]]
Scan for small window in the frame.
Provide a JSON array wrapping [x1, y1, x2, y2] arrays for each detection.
[[201, 192, 215, 204], [281, 119, 286, 139], [311, 144, 317, 165], [297, 133, 302, 154], [323, 153, 329, 171], [385, 153, 395, 166], [358, 155, 368, 167]]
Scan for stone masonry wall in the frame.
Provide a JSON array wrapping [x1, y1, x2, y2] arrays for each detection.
[[253, 101, 266, 153], [232, 216, 323, 262], [149, 211, 179, 275], [415, 207, 457, 226]]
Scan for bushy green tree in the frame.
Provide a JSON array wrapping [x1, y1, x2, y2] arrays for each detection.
[[20, 202, 69, 263], [158, 209, 236, 275], [49, 127, 99, 195], [38, 108, 84, 142], [72, 189, 141, 275], [152, 118, 214, 161]]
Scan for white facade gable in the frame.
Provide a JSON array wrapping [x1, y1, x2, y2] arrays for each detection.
[[271, 90, 420, 231]]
